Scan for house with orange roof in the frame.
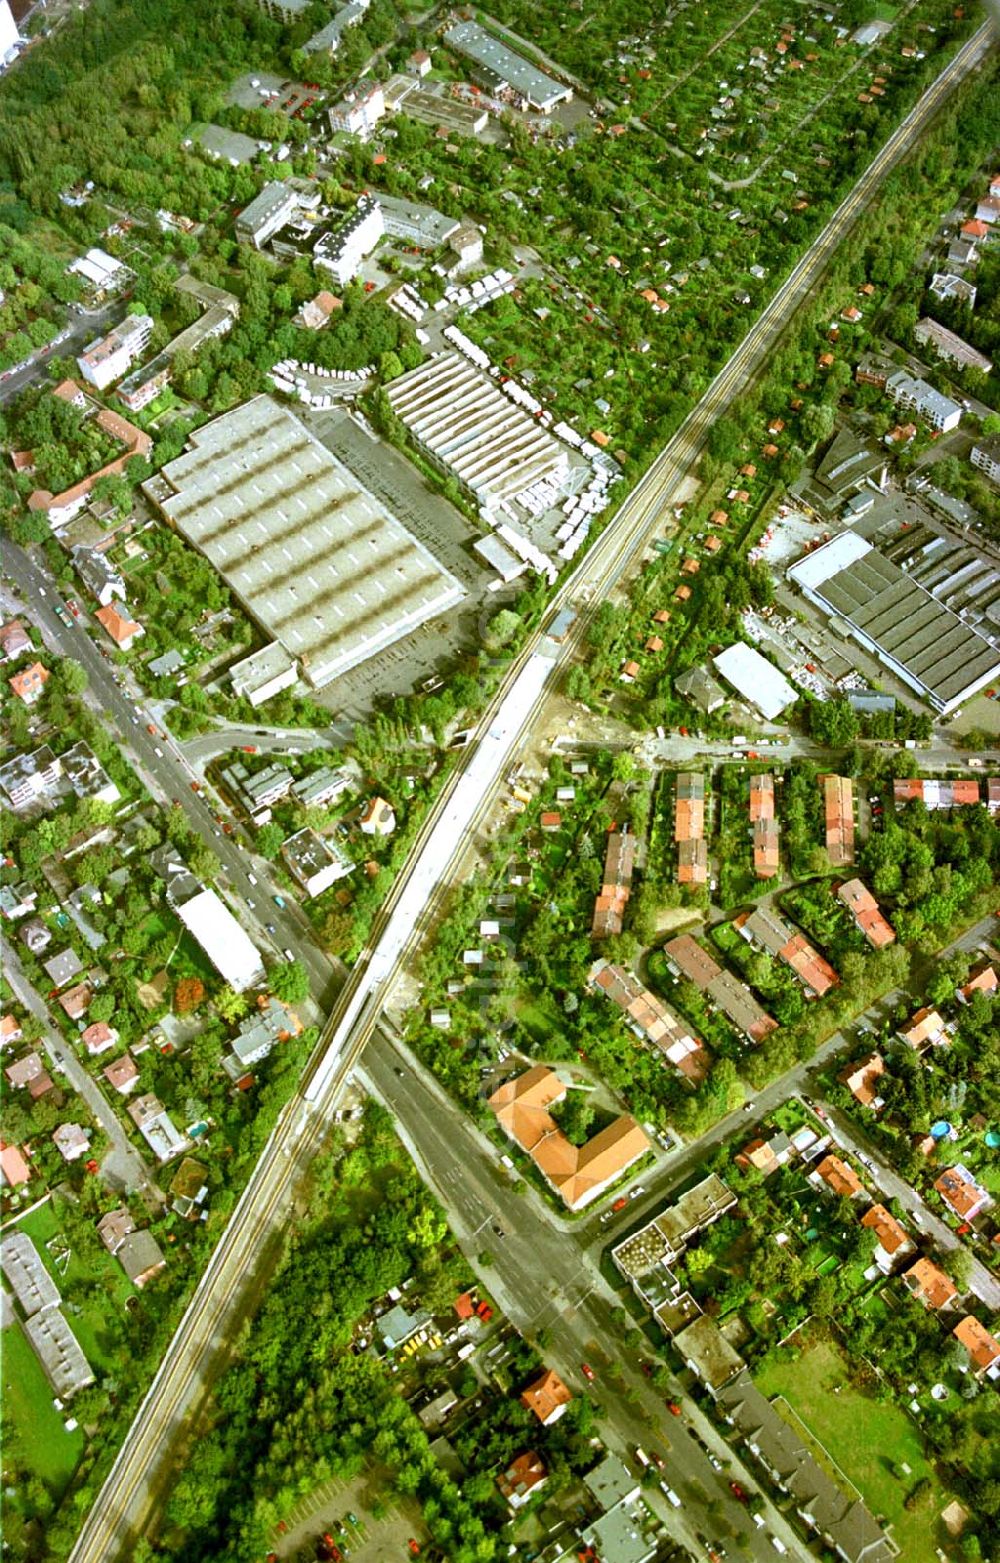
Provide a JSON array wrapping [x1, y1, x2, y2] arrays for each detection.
[[497, 1451, 548, 1510], [898, 1006, 949, 1051], [0, 1140, 31, 1187], [952, 1316, 1000, 1379], [903, 1257, 958, 1311], [9, 662, 49, 705], [705, 534, 722, 553], [836, 878, 895, 948], [749, 773, 779, 879], [674, 584, 692, 602], [590, 961, 710, 1084], [710, 508, 729, 526], [645, 634, 664, 652], [681, 556, 700, 576], [822, 774, 854, 866], [26, 383, 152, 527], [812, 1154, 864, 1200], [95, 603, 144, 651], [958, 960, 998, 1003], [652, 608, 671, 625], [934, 1164, 991, 1222], [674, 772, 707, 886], [620, 658, 640, 682], [488, 1065, 650, 1209], [735, 905, 838, 998], [860, 1204, 913, 1273], [592, 826, 635, 940], [520, 1368, 572, 1425], [838, 1051, 885, 1109]]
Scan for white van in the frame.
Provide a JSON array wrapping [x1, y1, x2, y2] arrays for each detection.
[[659, 1482, 681, 1508], [770, 1538, 788, 1555]]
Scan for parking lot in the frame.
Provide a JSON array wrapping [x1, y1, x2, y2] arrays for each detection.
[[273, 1470, 425, 1563], [303, 406, 500, 721]]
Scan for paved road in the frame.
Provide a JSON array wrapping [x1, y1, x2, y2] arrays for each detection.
[[178, 720, 349, 766], [816, 1102, 1000, 1311], [0, 300, 120, 406], [1, 545, 338, 1013], [1, 937, 158, 1200], [64, 30, 997, 1561], [361, 1027, 810, 1563]]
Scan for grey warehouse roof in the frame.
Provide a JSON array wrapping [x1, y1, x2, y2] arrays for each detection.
[[149, 396, 465, 689], [386, 352, 568, 514], [789, 534, 1000, 713], [444, 21, 570, 111]]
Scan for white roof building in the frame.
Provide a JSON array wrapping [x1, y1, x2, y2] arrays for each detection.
[[713, 642, 798, 721], [175, 887, 265, 992], [386, 352, 570, 520]]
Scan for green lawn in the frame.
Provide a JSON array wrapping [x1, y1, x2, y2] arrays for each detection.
[[15, 1200, 131, 1373], [756, 1336, 950, 1556], [2, 1321, 85, 1495]]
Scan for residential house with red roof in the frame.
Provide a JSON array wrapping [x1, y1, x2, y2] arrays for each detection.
[[520, 1368, 572, 1425], [903, 1257, 958, 1311], [952, 1316, 1000, 1379], [8, 662, 49, 705], [934, 1165, 991, 1222], [860, 1204, 914, 1273], [836, 878, 895, 948], [497, 1451, 548, 1510]]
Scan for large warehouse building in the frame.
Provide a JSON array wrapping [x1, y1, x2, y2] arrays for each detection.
[[386, 352, 570, 520], [146, 396, 465, 690], [788, 532, 1000, 714]]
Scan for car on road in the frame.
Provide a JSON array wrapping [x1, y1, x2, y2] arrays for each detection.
[[267, 922, 277, 933], [146, 722, 159, 736], [611, 1195, 628, 1212], [707, 1451, 723, 1471], [729, 1480, 747, 1502], [660, 1482, 681, 1508], [273, 894, 286, 908], [283, 948, 294, 962], [581, 1362, 595, 1381], [665, 1400, 682, 1417], [66, 599, 80, 617]]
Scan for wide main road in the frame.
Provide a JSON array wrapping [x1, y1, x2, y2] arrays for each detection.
[[68, 28, 995, 1562]]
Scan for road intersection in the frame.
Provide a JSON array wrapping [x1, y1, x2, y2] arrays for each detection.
[[46, 27, 998, 1560]]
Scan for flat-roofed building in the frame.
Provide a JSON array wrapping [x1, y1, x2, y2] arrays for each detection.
[[674, 1315, 745, 1395], [77, 314, 153, 390], [235, 181, 299, 248], [147, 396, 464, 691], [313, 196, 385, 286], [229, 643, 298, 707], [328, 83, 385, 139], [972, 436, 1000, 486], [914, 317, 992, 375], [613, 1174, 737, 1280], [175, 887, 265, 992], [884, 369, 962, 432], [281, 826, 353, 897], [789, 532, 1000, 714], [386, 352, 569, 521], [443, 21, 572, 113], [713, 642, 797, 721]]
